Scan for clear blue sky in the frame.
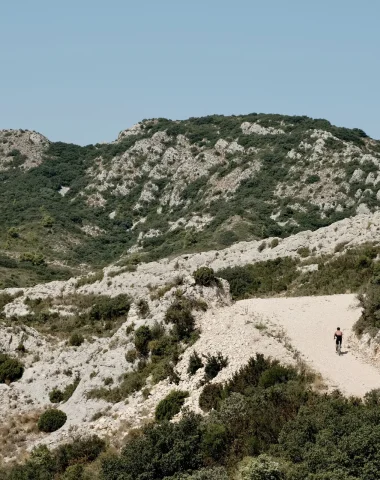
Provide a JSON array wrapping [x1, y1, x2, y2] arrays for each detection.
[[1, 0, 379, 145]]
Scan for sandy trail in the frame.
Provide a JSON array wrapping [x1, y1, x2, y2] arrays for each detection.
[[235, 294, 380, 397]]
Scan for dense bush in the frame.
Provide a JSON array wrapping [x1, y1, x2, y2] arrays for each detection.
[[9, 351, 380, 480], [49, 388, 64, 403], [155, 390, 189, 421], [201, 422, 228, 461], [136, 298, 149, 318], [218, 244, 380, 300], [0, 353, 24, 383], [217, 229, 239, 247], [258, 364, 297, 389], [270, 238, 279, 248], [102, 413, 203, 479], [0, 436, 105, 479], [69, 332, 84, 347], [188, 350, 203, 375], [181, 467, 229, 479], [98, 353, 306, 479], [217, 258, 298, 300], [193, 267, 218, 287], [199, 383, 225, 412], [89, 294, 131, 321], [88, 332, 181, 403], [239, 455, 284, 480], [38, 409, 67, 432], [0, 292, 15, 311], [54, 435, 106, 469], [204, 352, 228, 380], [354, 279, 380, 336], [49, 376, 80, 403], [134, 325, 152, 356], [164, 299, 195, 340]]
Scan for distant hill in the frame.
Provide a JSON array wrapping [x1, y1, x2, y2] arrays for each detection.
[[1, 113, 379, 287]]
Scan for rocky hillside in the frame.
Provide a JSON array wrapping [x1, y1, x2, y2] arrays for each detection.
[[1, 210, 380, 470], [1, 114, 380, 288]]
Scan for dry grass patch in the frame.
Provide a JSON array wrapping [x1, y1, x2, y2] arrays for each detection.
[[0, 410, 42, 461]]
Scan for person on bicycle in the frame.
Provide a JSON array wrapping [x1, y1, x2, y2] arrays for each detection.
[[334, 327, 343, 352]]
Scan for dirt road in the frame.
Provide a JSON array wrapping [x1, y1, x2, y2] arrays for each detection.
[[237, 294, 380, 397]]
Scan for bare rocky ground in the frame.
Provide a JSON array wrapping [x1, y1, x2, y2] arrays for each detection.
[[2, 211, 380, 462]]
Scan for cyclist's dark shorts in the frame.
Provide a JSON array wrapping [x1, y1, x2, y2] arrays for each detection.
[[335, 336, 342, 345]]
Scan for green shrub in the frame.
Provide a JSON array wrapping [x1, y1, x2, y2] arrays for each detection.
[[58, 375, 81, 401], [199, 383, 224, 412], [0, 435, 105, 479], [0, 292, 14, 310], [137, 298, 150, 318], [150, 321, 166, 340], [354, 280, 380, 337], [125, 348, 137, 363], [188, 351, 203, 375], [217, 230, 239, 246], [202, 422, 228, 461], [55, 435, 106, 469], [258, 364, 297, 388], [38, 409, 67, 432], [305, 174, 320, 184], [164, 299, 195, 340], [16, 342, 26, 353], [334, 241, 348, 253], [0, 353, 24, 383], [225, 354, 273, 394], [193, 266, 218, 287], [42, 214, 54, 228], [155, 390, 189, 421], [183, 467, 229, 479], [19, 252, 46, 266], [49, 388, 64, 403], [89, 294, 131, 321], [69, 332, 84, 347], [297, 246, 310, 258], [7, 227, 19, 238], [61, 464, 84, 480], [364, 388, 380, 406], [258, 242, 266, 252], [134, 325, 152, 356], [239, 454, 284, 480], [101, 412, 203, 478], [204, 352, 228, 381], [270, 238, 279, 249], [76, 271, 104, 288], [217, 258, 298, 300]]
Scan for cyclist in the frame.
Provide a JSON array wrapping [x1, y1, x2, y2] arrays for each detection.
[[334, 327, 343, 353]]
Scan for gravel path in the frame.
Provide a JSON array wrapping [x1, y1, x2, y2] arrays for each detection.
[[236, 294, 380, 397]]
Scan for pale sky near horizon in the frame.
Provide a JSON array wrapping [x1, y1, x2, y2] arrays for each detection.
[[1, 0, 379, 145]]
